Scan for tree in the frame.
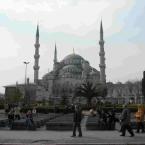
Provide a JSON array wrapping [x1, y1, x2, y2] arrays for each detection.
[[74, 81, 103, 106], [8, 87, 23, 104]]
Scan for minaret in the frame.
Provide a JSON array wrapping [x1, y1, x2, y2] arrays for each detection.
[[53, 43, 57, 71], [99, 20, 106, 83], [33, 24, 40, 84]]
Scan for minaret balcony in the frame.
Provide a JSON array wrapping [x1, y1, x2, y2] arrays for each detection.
[[99, 52, 105, 56], [34, 54, 40, 59], [33, 66, 40, 70], [99, 64, 106, 68], [34, 43, 40, 48], [99, 40, 104, 45]]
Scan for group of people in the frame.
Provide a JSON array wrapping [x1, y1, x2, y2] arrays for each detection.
[[97, 108, 118, 130], [71, 103, 145, 138], [7, 107, 37, 129]]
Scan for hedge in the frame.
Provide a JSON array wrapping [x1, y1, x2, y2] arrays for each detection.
[[0, 104, 4, 109], [20, 106, 74, 114], [19, 103, 141, 114]]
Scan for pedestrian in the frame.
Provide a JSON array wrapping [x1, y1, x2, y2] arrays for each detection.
[[120, 104, 134, 137], [107, 110, 115, 130], [26, 110, 34, 130], [71, 104, 82, 137], [101, 109, 108, 126], [135, 104, 145, 133], [8, 108, 14, 128]]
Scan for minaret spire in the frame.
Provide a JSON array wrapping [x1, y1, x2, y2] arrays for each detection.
[[73, 48, 75, 54], [36, 24, 39, 38], [100, 20, 103, 40], [99, 20, 106, 84], [54, 43, 57, 63], [53, 43, 58, 71], [33, 24, 40, 84]]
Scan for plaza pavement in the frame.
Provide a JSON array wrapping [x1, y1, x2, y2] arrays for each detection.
[[0, 126, 145, 144]]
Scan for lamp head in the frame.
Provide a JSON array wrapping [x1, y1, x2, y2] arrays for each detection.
[[23, 61, 30, 64]]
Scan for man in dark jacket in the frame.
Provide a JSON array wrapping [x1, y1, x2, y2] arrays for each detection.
[[72, 104, 82, 137], [120, 104, 134, 137]]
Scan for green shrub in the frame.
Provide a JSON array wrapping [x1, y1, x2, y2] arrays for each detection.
[[0, 104, 4, 109], [20, 107, 32, 113], [20, 105, 74, 114]]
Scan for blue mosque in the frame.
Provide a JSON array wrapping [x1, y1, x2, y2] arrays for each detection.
[[33, 21, 106, 102]]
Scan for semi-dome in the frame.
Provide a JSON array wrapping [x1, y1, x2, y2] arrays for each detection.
[[90, 68, 100, 76], [62, 65, 82, 73], [62, 53, 84, 65], [42, 71, 54, 80], [90, 71, 98, 76]]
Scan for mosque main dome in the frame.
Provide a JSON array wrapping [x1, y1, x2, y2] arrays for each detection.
[[62, 53, 84, 66], [43, 52, 100, 80]]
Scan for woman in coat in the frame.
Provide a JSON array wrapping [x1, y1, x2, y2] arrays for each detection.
[[135, 104, 145, 133]]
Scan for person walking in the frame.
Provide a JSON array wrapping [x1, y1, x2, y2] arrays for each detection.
[[107, 109, 117, 130], [135, 104, 145, 133], [120, 104, 134, 137], [71, 104, 82, 137]]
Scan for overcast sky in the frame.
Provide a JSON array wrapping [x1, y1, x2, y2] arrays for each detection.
[[0, 0, 145, 93]]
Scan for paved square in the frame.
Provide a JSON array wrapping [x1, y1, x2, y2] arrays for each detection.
[[0, 128, 145, 144]]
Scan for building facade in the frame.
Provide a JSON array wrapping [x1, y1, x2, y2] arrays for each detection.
[[106, 81, 143, 104]]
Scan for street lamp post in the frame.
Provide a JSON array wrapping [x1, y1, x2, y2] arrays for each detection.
[[23, 61, 30, 105], [24, 61, 30, 84]]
